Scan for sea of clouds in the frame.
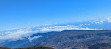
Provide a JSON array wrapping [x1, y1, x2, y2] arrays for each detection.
[[0, 17, 111, 42], [0, 25, 100, 42]]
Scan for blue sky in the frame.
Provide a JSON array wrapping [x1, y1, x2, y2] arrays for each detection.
[[0, 0, 111, 31]]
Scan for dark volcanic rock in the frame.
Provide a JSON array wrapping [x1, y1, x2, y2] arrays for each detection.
[[0, 47, 11, 49], [14, 47, 54, 49]]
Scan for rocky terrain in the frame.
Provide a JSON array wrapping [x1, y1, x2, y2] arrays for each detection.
[[33, 30, 111, 49], [0, 47, 54, 49], [0, 47, 10, 49]]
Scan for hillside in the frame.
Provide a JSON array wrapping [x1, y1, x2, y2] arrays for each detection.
[[33, 30, 111, 49], [1, 30, 111, 49]]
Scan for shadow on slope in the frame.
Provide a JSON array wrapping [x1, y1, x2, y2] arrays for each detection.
[[88, 43, 111, 49]]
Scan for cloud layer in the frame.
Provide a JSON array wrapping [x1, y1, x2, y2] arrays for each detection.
[[0, 25, 100, 42], [1, 16, 111, 42]]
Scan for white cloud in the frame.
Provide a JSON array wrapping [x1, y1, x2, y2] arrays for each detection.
[[0, 28, 37, 41], [28, 36, 42, 42], [91, 16, 111, 24], [106, 17, 111, 22], [92, 20, 105, 24]]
